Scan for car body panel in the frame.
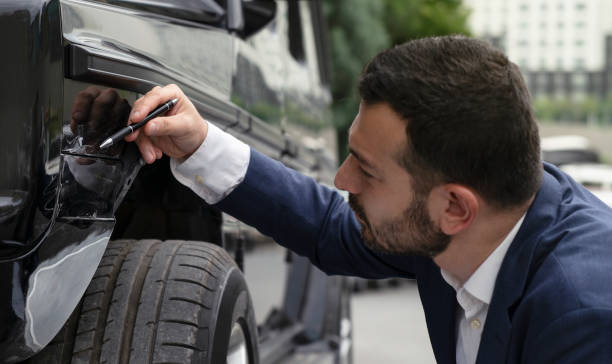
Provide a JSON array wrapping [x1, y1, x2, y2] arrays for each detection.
[[1, 0, 344, 362], [0, 1, 143, 359], [0, 0, 63, 259], [62, 0, 234, 103]]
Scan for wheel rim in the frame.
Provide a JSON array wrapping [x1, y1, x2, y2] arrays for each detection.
[[226, 322, 249, 364]]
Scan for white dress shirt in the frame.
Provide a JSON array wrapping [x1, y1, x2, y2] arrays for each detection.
[[171, 121, 527, 364], [170, 122, 250, 204], [440, 214, 525, 364]]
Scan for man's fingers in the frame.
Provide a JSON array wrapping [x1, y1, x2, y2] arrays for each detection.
[[129, 84, 181, 123], [135, 133, 158, 164], [142, 115, 182, 137], [124, 129, 140, 142], [154, 146, 163, 160]]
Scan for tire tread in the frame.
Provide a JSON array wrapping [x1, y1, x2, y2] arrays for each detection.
[[26, 240, 251, 364]]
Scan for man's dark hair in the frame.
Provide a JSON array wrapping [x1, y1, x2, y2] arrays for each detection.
[[358, 35, 542, 208]]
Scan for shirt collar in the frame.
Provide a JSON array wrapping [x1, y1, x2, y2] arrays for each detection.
[[441, 213, 526, 306]]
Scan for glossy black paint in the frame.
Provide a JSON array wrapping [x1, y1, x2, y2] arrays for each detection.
[[0, 0, 63, 259], [1, 0, 338, 362], [104, 0, 226, 25], [0, 219, 114, 362], [1, 123, 142, 363], [61, 83, 134, 159], [0, 123, 141, 363], [0, 1, 144, 360]]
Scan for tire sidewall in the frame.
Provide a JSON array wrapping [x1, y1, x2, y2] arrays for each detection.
[[209, 266, 259, 364]]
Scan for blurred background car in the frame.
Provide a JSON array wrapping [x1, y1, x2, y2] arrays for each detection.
[[541, 135, 612, 206], [541, 135, 601, 166], [560, 163, 612, 206]]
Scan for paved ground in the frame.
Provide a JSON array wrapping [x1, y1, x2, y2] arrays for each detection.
[[352, 283, 435, 364], [244, 243, 435, 363]]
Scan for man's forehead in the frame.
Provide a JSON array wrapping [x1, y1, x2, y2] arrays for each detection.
[[348, 105, 407, 169]]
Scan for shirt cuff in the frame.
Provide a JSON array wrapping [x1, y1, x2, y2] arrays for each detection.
[[170, 122, 251, 204]]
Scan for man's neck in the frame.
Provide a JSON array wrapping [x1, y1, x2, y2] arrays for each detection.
[[433, 199, 532, 284]]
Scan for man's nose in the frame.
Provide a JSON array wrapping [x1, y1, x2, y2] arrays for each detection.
[[334, 158, 357, 193]]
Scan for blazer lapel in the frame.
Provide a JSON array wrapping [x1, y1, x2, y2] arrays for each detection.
[[419, 262, 459, 364], [476, 169, 561, 363]]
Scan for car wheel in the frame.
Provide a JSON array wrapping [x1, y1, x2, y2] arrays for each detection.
[[26, 239, 258, 364]]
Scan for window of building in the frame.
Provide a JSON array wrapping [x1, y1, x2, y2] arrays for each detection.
[[573, 73, 587, 92], [538, 73, 548, 87], [575, 58, 585, 70], [557, 58, 564, 69], [555, 73, 565, 89], [520, 3, 529, 11], [575, 39, 585, 47], [557, 22, 564, 29], [540, 58, 547, 69], [576, 3, 586, 10], [523, 74, 531, 87]]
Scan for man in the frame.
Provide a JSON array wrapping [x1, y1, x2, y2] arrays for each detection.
[[125, 36, 612, 363]]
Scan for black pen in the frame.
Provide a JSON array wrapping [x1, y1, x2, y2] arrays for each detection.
[[99, 98, 178, 149]]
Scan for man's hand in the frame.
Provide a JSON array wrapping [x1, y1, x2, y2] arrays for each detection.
[[126, 84, 208, 164]]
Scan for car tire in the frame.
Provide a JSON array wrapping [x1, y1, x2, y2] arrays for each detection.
[[26, 239, 259, 364]]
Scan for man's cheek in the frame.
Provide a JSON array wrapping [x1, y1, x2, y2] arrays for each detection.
[[364, 202, 387, 224]]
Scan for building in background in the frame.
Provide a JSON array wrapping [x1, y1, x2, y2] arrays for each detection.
[[464, 0, 612, 100]]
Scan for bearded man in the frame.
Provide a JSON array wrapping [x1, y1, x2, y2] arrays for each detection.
[[125, 36, 612, 363]]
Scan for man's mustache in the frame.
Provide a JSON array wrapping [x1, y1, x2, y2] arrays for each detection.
[[348, 194, 369, 226]]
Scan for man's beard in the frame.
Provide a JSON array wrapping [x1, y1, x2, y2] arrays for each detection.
[[348, 193, 450, 257]]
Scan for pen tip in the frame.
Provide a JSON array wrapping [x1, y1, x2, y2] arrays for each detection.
[[171, 98, 178, 105], [100, 139, 112, 149]]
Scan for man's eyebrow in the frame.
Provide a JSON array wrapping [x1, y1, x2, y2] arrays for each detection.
[[349, 147, 378, 172]]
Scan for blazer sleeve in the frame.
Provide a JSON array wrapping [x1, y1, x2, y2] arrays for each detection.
[[215, 149, 418, 279]]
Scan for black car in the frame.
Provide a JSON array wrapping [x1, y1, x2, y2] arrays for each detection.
[[0, 0, 351, 363]]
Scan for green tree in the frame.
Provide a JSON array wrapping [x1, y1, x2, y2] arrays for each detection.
[[533, 96, 612, 125], [324, 0, 390, 159], [385, 0, 471, 46], [323, 0, 472, 160]]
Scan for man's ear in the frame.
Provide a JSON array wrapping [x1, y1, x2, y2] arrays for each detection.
[[429, 184, 479, 236]]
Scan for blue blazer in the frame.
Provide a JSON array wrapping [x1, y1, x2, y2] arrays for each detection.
[[216, 149, 612, 363]]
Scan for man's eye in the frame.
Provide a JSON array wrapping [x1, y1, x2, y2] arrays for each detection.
[[360, 168, 374, 178]]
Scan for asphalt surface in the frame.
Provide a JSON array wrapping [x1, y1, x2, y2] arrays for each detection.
[[244, 243, 436, 363], [352, 282, 435, 363]]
